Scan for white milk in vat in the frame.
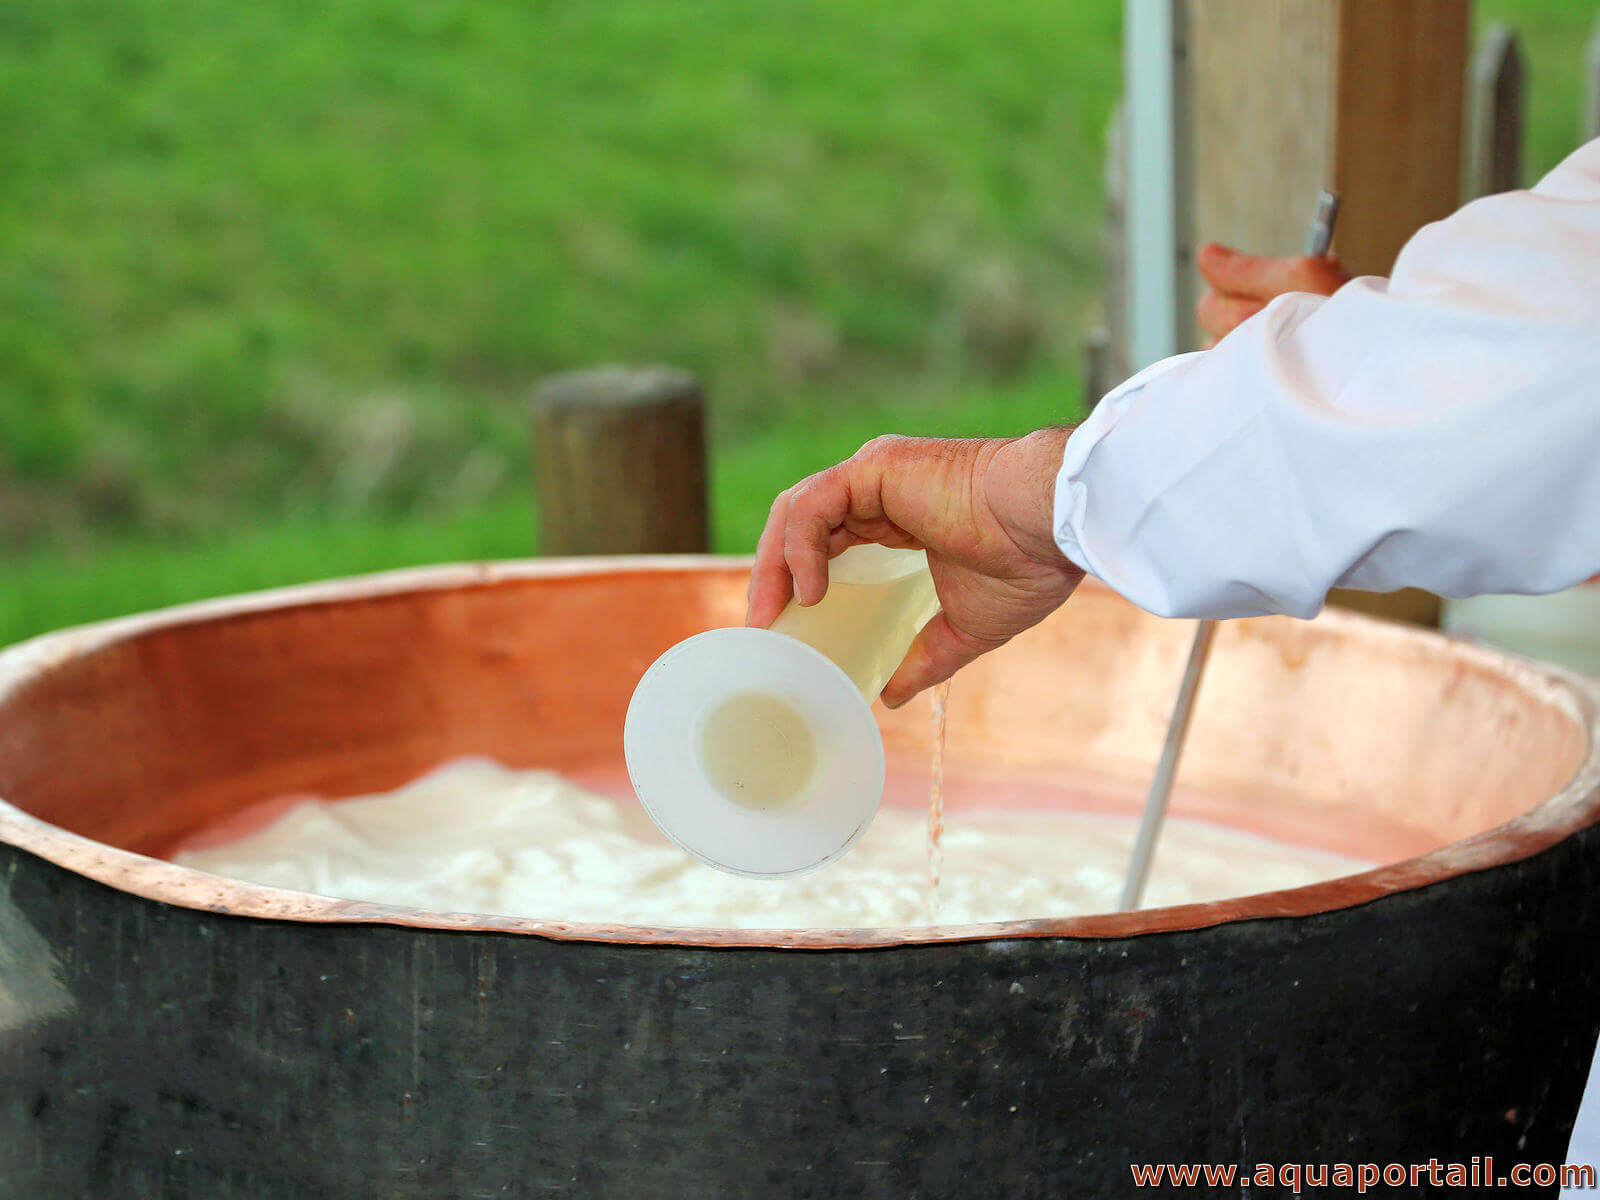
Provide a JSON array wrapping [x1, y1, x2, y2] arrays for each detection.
[[175, 758, 1372, 929]]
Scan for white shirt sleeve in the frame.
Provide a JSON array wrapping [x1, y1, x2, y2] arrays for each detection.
[[1054, 139, 1600, 620]]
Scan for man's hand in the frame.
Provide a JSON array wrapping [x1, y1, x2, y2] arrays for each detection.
[[1195, 241, 1349, 348], [745, 430, 1085, 708]]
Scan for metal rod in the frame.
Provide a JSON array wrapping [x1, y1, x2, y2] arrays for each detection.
[[1118, 618, 1217, 911], [1305, 189, 1340, 257], [1118, 190, 1341, 912]]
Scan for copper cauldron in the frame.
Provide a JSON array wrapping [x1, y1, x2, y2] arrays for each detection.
[[1, 559, 1597, 1198]]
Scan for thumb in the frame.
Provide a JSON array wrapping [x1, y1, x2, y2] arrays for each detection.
[[879, 613, 1005, 709], [1196, 242, 1305, 300]]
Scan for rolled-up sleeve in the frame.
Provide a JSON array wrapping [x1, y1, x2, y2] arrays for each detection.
[[1054, 139, 1600, 621]]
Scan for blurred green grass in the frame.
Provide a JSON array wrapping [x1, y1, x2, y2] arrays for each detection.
[[2, 0, 1115, 643], [1, 374, 1077, 644], [2, 0, 1593, 647], [0, 0, 1117, 516]]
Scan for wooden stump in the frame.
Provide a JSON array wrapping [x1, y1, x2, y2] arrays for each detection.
[[531, 365, 710, 555]]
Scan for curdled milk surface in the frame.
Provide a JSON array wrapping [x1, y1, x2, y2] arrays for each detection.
[[175, 758, 1370, 928]]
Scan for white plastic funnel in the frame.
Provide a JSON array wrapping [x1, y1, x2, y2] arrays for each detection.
[[625, 545, 939, 877]]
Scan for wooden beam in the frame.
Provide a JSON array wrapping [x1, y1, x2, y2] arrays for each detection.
[[1188, 0, 1469, 277], [1190, 0, 1337, 260], [1328, 0, 1469, 278]]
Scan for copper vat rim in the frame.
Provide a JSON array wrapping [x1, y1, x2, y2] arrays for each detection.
[[1, 556, 1597, 951]]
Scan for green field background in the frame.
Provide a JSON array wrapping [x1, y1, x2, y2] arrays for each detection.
[[2, 0, 1592, 645]]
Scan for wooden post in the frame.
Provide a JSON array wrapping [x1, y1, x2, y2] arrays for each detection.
[[1184, 0, 1468, 626], [531, 365, 710, 556], [1586, 10, 1600, 141], [1088, 102, 1130, 409], [1467, 23, 1525, 198]]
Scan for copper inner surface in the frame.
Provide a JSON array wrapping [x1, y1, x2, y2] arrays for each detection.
[[0, 558, 1596, 948]]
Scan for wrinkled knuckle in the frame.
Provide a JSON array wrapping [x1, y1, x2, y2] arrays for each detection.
[[943, 621, 1005, 658], [787, 475, 824, 509], [859, 434, 905, 459], [785, 509, 827, 554], [782, 534, 809, 567], [968, 628, 1010, 655]]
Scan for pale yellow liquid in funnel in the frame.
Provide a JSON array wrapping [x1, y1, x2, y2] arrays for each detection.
[[689, 544, 937, 824], [697, 691, 817, 812], [770, 545, 940, 700]]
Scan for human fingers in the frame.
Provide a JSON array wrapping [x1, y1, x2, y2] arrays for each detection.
[[782, 466, 859, 607], [746, 489, 796, 628], [749, 439, 927, 625], [879, 612, 1005, 709], [1195, 288, 1266, 343], [1196, 242, 1346, 301]]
